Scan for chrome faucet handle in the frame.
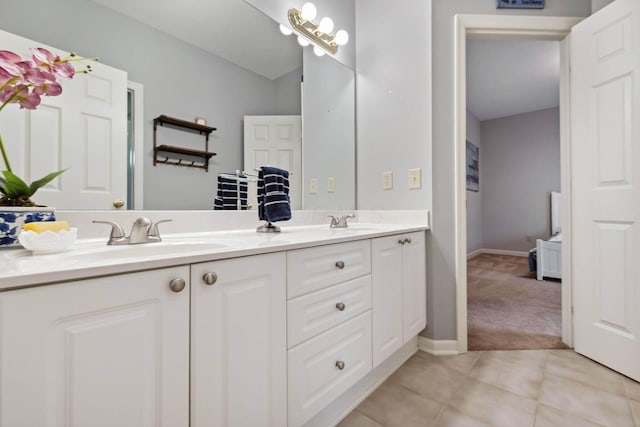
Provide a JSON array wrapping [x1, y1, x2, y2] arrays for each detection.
[[328, 215, 341, 228], [331, 213, 355, 228], [92, 220, 126, 244], [148, 219, 172, 239]]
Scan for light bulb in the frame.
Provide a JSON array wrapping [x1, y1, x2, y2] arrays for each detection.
[[318, 17, 334, 33], [301, 2, 317, 20], [297, 36, 310, 47], [313, 46, 326, 56], [279, 24, 293, 36], [335, 30, 349, 46]]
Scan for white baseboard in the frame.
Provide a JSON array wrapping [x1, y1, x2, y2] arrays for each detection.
[[418, 336, 459, 355], [467, 249, 483, 259], [470, 248, 529, 258]]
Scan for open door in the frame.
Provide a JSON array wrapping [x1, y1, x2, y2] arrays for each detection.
[[571, 0, 640, 381]]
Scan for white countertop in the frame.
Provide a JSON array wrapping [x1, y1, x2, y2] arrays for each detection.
[[0, 223, 427, 290]]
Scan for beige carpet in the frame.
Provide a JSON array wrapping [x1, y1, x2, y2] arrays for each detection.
[[467, 253, 568, 351]]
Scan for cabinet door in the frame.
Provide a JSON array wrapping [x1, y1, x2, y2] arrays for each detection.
[[191, 253, 287, 427], [371, 235, 404, 368], [402, 231, 427, 341], [0, 267, 190, 427]]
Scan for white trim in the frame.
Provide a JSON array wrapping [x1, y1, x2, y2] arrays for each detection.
[[127, 80, 144, 210], [418, 337, 459, 356], [479, 248, 529, 258], [455, 15, 582, 354], [467, 248, 483, 259], [559, 37, 573, 348]]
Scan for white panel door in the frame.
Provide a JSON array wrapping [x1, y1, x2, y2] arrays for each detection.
[[402, 231, 427, 341], [0, 29, 128, 210], [371, 235, 404, 368], [571, 0, 640, 381], [0, 267, 190, 427], [191, 253, 287, 427], [244, 115, 302, 209]]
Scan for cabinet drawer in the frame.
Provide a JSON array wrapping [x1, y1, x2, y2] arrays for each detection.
[[288, 275, 371, 348], [287, 240, 371, 298], [288, 311, 372, 427]]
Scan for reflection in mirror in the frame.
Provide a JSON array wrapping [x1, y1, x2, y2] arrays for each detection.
[[0, 0, 355, 211]]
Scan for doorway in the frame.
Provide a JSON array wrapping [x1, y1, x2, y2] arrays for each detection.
[[465, 39, 564, 350], [453, 15, 582, 353]]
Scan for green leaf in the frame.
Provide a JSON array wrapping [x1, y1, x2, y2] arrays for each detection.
[[28, 169, 67, 196], [2, 171, 31, 198]]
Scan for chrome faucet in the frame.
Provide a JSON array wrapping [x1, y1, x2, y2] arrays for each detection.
[[93, 217, 172, 245], [328, 213, 356, 229]]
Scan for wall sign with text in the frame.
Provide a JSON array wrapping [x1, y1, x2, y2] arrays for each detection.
[[497, 0, 545, 9]]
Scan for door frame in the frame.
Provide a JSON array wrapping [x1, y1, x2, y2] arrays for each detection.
[[454, 14, 583, 353]]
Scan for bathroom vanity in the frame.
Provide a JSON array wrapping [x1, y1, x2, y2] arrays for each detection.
[[0, 221, 427, 427]]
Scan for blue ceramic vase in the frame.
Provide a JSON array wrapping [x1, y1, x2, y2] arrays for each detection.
[[0, 207, 56, 248]]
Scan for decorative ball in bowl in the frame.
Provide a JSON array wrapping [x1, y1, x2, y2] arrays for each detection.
[[18, 227, 78, 254]]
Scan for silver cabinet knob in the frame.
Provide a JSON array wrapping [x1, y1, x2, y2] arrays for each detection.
[[404, 237, 412, 244], [336, 302, 346, 311], [335, 260, 345, 269], [335, 360, 346, 370], [202, 272, 218, 286], [169, 278, 186, 293]]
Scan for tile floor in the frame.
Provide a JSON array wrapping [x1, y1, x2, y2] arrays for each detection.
[[338, 349, 640, 427]]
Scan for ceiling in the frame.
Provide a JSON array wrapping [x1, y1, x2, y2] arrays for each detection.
[[87, 0, 301, 80], [466, 39, 560, 122]]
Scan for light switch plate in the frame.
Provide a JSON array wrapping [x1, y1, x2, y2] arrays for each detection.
[[383, 171, 393, 190], [310, 178, 318, 194], [408, 168, 421, 189], [327, 177, 335, 193]]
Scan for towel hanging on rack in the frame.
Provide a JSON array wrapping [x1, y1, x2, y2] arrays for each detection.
[[257, 166, 291, 222], [213, 172, 248, 210]]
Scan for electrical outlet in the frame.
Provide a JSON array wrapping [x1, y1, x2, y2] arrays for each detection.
[[408, 168, 422, 189], [327, 177, 335, 193], [309, 178, 318, 194], [383, 171, 393, 190]]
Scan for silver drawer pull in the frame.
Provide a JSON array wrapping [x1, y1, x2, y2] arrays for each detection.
[[404, 237, 412, 244], [336, 302, 346, 311], [202, 272, 218, 286], [335, 360, 346, 370], [335, 260, 345, 269], [398, 239, 405, 245], [169, 278, 186, 293]]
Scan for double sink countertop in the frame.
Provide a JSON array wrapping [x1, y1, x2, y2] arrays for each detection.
[[0, 222, 428, 290]]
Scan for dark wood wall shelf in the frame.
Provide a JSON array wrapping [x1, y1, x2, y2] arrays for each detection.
[[153, 115, 217, 171]]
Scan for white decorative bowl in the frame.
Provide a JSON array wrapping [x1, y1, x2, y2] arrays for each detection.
[[18, 228, 78, 254]]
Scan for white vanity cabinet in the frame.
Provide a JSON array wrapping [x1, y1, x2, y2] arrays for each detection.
[[286, 241, 373, 427], [190, 252, 287, 427], [0, 266, 190, 427], [372, 231, 426, 368]]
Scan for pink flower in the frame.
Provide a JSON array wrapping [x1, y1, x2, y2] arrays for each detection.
[[32, 81, 62, 96], [0, 84, 41, 109], [30, 48, 74, 80], [0, 50, 22, 64]]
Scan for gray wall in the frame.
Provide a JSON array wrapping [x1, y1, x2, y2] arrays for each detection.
[[592, 0, 615, 12], [466, 110, 483, 254], [274, 68, 302, 115], [302, 49, 356, 209], [481, 107, 560, 252], [420, 0, 591, 340], [356, 0, 432, 211], [0, 0, 300, 210]]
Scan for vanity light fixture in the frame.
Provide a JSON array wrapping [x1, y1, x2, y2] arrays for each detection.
[[282, 2, 349, 56]]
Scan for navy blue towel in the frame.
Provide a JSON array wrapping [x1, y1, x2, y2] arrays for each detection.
[[214, 174, 248, 210], [257, 166, 291, 222]]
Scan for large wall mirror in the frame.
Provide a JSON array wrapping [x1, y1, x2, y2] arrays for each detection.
[[0, 0, 355, 211]]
